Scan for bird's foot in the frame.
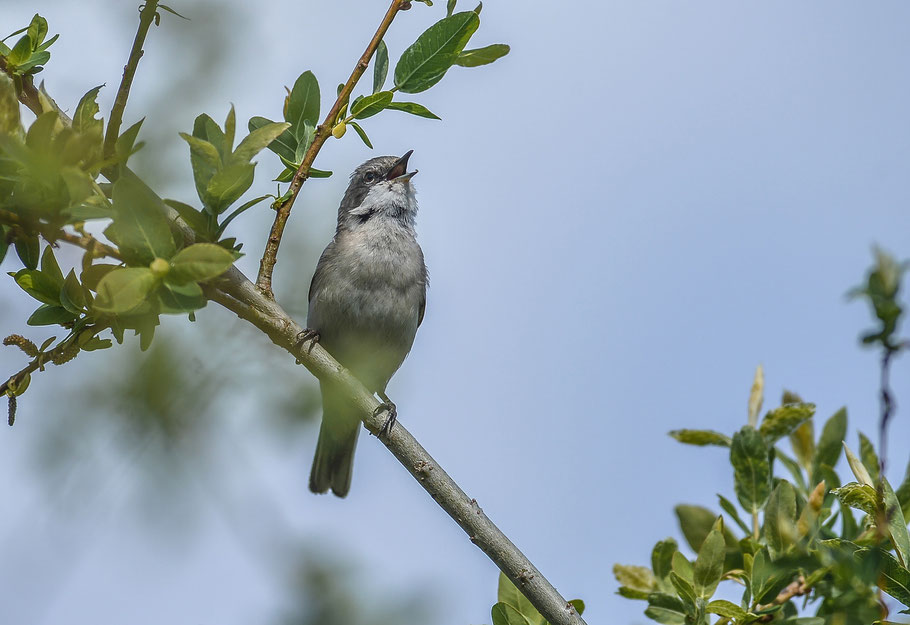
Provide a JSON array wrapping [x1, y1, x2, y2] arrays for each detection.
[[295, 329, 321, 353], [374, 395, 397, 439]]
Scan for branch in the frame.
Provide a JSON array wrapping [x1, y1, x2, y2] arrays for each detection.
[[102, 0, 160, 162], [255, 0, 407, 297], [0, 56, 41, 116], [4, 29, 585, 625], [210, 267, 586, 625]]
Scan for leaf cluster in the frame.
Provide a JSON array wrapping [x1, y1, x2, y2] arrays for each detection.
[[617, 380, 910, 625]]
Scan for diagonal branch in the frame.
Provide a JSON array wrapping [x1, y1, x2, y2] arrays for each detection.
[[255, 0, 407, 297], [102, 0, 160, 163], [210, 266, 586, 625]]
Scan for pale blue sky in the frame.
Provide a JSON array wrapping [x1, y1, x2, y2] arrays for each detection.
[[1, 2, 909, 624]]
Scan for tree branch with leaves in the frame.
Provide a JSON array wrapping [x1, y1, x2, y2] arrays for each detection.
[[0, 5, 585, 625]]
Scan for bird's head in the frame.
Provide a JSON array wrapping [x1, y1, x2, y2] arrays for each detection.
[[338, 150, 419, 229]]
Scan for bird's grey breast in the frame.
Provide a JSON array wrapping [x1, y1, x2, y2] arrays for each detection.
[[308, 218, 426, 387]]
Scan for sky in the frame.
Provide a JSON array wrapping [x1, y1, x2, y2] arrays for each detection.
[[1, 1, 910, 624]]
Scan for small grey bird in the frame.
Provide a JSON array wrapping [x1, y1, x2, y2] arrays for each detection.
[[304, 150, 427, 497]]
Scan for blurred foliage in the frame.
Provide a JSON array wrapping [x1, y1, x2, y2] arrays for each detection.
[[611, 250, 910, 625]]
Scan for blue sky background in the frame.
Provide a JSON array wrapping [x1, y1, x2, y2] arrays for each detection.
[[1, 1, 909, 624]]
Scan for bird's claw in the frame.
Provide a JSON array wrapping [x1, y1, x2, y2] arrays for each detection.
[[374, 400, 397, 438], [295, 329, 321, 353]]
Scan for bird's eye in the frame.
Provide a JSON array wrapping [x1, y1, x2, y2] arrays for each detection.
[[364, 172, 377, 183]]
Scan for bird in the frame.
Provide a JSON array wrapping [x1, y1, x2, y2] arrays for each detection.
[[302, 150, 428, 497]]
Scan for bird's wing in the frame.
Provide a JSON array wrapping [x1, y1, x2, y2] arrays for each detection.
[[417, 291, 426, 328], [308, 240, 336, 304]]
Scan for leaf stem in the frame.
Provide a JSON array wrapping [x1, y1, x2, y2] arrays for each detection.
[[752, 509, 760, 540], [102, 0, 160, 164], [254, 0, 407, 297]]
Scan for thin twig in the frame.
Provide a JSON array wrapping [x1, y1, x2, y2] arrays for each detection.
[[102, 0, 160, 162], [255, 0, 407, 297]]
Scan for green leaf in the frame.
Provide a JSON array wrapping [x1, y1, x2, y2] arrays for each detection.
[[373, 40, 389, 94], [775, 448, 808, 493], [831, 482, 877, 516], [348, 121, 373, 149], [72, 85, 103, 137], [231, 121, 291, 164], [858, 432, 881, 481], [40, 245, 63, 286], [204, 162, 255, 213], [169, 243, 235, 284], [843, 442, 874, 486], [669, 429, 731, 447], [386, 101, 441, 119], [617, 585, 650, 600], [93, 267, 159, 314], [730, 425, 771, 512], [491, 602, 531, 625], [158, 281, 207, 314], [115, 118, 145, 161], [651, 538, 678, 583], [671, 550, 693, 583], [454, 43, 510, 67], [7, 34, 33, 66], [854, 548, 910, 607], [351, 90, 393, 120], [0, 72, 20, 133], [812, 407, 847, 483], [764, 480, 797, 559], [14, 268, 61, 305], [882, 477, 910, 567], [60, 270, 86, 314], [717, 494, 751, 535], [693, 524, 725, 598], [750, 548, 793, 603], [179, 131, 221, 203], [676, 505, 717, 553], [394, 11, 480, 93], [644, 593, 687, 625], [706, 599, 747, 620], [106, 173, 176, 264], [286, 70, 320, 140], [613, 564, 656, 594], [496, 573, 543, 625], [759, 403, 815, 443], [27, 304, 76, 326], [28, 14, 49, 47], [248, 115, 298, 163], [897, 458, 910, 519], [80, 263, 118, 291], [15, 235, 40, 269], [158, 4, 189, 19], [446, 0, 456, 16], [568, 598, 584, 616]]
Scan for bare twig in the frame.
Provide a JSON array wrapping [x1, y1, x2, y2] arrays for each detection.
[[102, 0, 160, 162], [255, 0, 407, 296], [878, 347, 898, 477]]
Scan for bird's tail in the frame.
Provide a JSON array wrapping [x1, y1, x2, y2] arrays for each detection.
[[309, 384, 360, 498]]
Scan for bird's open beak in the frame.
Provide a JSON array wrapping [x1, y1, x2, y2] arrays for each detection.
[[386, 149, 418, 181]]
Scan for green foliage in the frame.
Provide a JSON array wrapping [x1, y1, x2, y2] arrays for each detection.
[[614, 251, 910, 624], [0, 14, 58, 78]]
